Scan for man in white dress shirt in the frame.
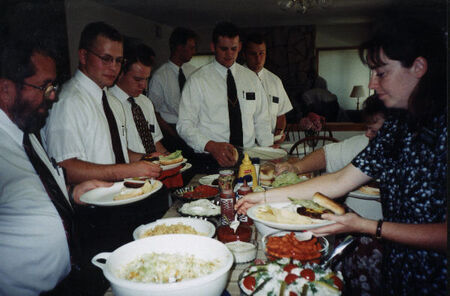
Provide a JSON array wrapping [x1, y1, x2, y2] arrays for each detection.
[[148, 27, 197, 154], [177, 22, 273, 170], [0, 40, 110, 296], [243, 32, 293, 144], [44, 22, 161, 184], [109, 41, 168, 155]]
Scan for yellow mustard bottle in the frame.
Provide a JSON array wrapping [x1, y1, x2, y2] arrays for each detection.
[[238, 153, 258, 189]]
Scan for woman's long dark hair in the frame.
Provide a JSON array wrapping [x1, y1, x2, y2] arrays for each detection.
[[359, 17, 447, 129]]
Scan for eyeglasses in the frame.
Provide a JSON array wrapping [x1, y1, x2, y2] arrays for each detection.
[[86, 49, 126, 66], [21, 81, 59, 99]]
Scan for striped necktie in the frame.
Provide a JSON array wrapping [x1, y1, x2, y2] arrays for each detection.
[[128, 97, 156, 154]]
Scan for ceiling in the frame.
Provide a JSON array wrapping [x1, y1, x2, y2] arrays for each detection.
[[92, 0, 400, 29]]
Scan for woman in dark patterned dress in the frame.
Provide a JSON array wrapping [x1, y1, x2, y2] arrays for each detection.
[[236, 16, 447, 296]]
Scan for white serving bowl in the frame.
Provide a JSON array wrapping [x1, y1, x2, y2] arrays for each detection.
[[133, 217, 216, 240], [92, 234, 233, 296]]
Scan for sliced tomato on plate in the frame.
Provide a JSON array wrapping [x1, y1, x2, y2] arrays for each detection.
[[243, 276, 256, 291]]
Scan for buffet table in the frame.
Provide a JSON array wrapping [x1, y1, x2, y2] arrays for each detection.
[[103, 174, 265, 296], [102, 171, 379, 295]]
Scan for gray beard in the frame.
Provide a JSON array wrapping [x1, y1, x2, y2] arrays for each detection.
[[10, 93, 51, 134]]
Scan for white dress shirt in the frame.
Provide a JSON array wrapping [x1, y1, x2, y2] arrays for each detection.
[[44, 70, 129, 164], [177, 60, 273, 152], [324, 134, 369, 173], [0, 110, 70, 296], [148, 61, 197, 124], [108, 85, 163, 154], [252, 67, 293, 133]]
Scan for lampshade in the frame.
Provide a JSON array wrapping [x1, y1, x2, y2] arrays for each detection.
[[350, 85, 366, 98]]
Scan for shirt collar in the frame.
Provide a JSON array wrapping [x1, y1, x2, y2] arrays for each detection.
[[0, 109, 24, 147], [109, 85, 131, 103], [243, 63, 264, 77], [74, 69, 107, 103], [213, 59, 236, 78], [168, 60, 182, 73]]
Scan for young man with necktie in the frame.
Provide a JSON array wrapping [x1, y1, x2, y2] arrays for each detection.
[[0, 39, 111, 296], [177, 22, 273, 172], [148, 27, 197, 155], [243, 32, 293, 144], [108, 41, 168, 156], [44, 22, 161, 184]]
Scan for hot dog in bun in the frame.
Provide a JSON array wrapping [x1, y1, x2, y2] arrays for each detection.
[[290, 192, 345, 219]]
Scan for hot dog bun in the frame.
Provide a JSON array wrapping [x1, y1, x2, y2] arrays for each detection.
[[312, 192, 345, 215]]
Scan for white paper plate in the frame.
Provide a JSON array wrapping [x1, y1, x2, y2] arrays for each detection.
[[244, 147, 287, 160], [80, 180, 163, 206], [348, 189, 380, 200], [160, 158, 187, 171], [198, 174, 219, 187], [247, 202, 335, 231], [179, 162, 192, 173], [133, 217, 216, 240]]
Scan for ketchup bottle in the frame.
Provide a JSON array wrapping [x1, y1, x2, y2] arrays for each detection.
[[237, 181, 253, 225], [220, 189, 235, 225]]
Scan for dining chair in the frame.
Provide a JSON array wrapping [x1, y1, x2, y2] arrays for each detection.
[[288, 135, 339, 157], [285, 123, 333, 143]]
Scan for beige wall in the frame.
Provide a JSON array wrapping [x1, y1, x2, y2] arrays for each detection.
[[316, 23, 371, 48], [64, 0, 173, 74]]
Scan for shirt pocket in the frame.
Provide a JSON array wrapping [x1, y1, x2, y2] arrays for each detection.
[[269, 95, 280, 116], [241, 91, 257, 114]]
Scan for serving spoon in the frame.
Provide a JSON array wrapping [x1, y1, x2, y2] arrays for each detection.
[[230, 214, 240, 234], [321, 235, 355, 269]]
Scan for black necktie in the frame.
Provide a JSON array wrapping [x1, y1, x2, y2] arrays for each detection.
[[178, 67, 186, 92], [128, 97, 156, 154], [227, 69, 243, 147], [23, 132, 80, 264], [102, 91, 126, 164]]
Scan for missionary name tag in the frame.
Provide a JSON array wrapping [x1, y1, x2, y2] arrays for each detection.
[[246, 92, 256, 100], [272, 96, 279, 104], [149, 124, 155, 133]]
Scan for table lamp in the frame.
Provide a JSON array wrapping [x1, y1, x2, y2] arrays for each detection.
[[350, 85, 366, 110]]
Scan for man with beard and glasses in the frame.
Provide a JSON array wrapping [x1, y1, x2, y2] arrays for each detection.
[[0, 40, 111, 296]]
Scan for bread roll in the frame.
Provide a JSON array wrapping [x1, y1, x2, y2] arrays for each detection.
[[312, 192, 345, 215], [159, 155, 183, 165], [232, 147, 239, 163], [259, 166, 274, 186]]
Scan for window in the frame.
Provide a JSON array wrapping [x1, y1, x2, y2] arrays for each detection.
[[317, 48, 372, 110]]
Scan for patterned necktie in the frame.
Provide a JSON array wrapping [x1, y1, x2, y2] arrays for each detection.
[[178, 67, 186, 92], [128, 97, 156, 154], [227, 69, 243, 147], [102, 91, 126, 164], [23, 132, 81, 264]]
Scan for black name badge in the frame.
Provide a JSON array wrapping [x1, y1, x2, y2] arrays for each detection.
[[246, 92, 256, 100], [272, 96, 279, 104], [149, 124, 155, 133]]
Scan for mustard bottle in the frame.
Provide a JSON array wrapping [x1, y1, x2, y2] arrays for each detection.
[[238, 153, 258, 189]]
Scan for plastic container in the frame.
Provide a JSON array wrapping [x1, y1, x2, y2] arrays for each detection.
[[238, 153, 257, 189]]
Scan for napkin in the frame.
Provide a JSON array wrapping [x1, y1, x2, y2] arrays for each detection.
[[158, 165, 183, 188]]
